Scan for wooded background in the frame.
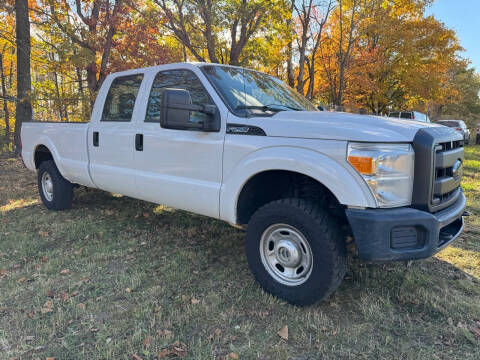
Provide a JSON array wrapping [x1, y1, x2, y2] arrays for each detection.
[[1, 0, 479, 153]]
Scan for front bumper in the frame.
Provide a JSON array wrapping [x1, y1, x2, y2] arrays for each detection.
[[345, 191, 466, 261]]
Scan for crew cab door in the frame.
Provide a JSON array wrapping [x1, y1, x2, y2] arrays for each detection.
[[88, 73, 144, 196], [134, 68, 225, 218]]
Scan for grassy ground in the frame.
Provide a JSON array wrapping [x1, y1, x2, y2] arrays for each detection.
[[0, 147, 479, 360]]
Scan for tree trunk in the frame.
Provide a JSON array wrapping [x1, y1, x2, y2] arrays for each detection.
[[14, 0, 33, 154], [306, 61, 315, 100], [286, 0, 295, 87], [0, 52, 10, 146]]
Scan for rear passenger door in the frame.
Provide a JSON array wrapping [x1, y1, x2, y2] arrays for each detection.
[[134, 68, 225, 218], [88, 73, 144, 197]]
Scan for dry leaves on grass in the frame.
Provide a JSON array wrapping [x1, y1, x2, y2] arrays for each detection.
[[76, 303, 86, 311], [277, 325, 288, 341], [191, 298, 200, 305], [40, 299, 54, 314], [158, 341, 187, 359], [144, 335, 151, 348], [60, 269, 70, 275], [157, 329, 173, 340], [227, 353, 239, 359]]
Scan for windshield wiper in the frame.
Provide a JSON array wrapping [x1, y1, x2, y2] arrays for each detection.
[[236, 104, 301, 112]]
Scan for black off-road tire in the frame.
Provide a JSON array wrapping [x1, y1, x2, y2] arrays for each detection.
[[245, 198, 347, 306], [37, 160, 73, 211]]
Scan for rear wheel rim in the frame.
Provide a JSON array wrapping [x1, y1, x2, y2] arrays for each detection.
[[41, 172, 54, 202], [259, 224, 313, 286]]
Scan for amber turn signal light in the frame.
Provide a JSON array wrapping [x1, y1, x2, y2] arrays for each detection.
[[348, 156, 374, 175]]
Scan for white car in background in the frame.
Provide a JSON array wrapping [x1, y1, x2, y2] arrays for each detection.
[[436, 120, 471, 145]]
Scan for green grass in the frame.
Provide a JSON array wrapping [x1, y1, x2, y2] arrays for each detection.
[[1, 147, 479, 359]]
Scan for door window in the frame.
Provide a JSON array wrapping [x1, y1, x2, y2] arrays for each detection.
[[101, 74, 144, 122], [145, 69, 212, 125]]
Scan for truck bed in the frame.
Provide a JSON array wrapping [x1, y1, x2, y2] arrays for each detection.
[[21, 122, 95, 188]]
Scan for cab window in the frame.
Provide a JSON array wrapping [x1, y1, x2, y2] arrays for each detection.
[[101, 74, 143, 122]]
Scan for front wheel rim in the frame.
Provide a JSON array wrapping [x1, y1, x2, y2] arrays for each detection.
[[259, 224, 313, 286], [41, 172, 54, 202]]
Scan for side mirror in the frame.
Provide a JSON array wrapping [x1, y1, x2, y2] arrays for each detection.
[[160, 88, 220, 132], [317, 105, 324, 111]]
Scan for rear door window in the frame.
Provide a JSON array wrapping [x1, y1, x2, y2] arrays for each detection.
[[400, 112, 413, 119], [101, 74, 144, 122]]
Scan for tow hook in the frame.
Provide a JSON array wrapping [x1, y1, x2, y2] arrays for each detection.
[[463, 211, 471, 217]]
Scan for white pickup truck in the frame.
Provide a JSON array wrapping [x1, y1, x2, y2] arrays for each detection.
[[21, 63, 466, 305]]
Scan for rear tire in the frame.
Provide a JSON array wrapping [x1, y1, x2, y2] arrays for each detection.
[[245, 198, 347, 306], [37, 160, 73, 211]]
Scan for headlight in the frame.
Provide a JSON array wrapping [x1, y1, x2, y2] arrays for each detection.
[[347, 142, 414, 207]]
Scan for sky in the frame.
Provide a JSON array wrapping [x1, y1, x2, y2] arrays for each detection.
[[426, 0, 480, 72]]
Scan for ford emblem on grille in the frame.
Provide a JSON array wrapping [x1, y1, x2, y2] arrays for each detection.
[[452, 160, 463, 181]]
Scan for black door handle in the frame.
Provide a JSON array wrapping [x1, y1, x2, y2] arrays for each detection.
[[135, 133, 143, 151], [93, 131, 99, 147]]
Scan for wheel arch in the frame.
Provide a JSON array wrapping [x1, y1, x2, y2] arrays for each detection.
[[219, 146, 376, 225], [32, 141, 68, 178]]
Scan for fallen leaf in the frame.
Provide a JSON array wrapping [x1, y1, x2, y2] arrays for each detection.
[[277, 325, 288, 341], [76, 303, 86, 311], [158, 341, 187, 359], [60, 269, 70, 275], [181, 295, 189, 303], [25, 336, 35, 341], [18, 277, 26, 283], [144, 335, 151, 348], [126, 288, 131, 293], [38, 231, 49, 237], [215, 328, 221, 336], [471, 326, 480, 340], [228, 353, 239, 359], [41, 299, 54, 314], [158, 329, 173, 339], [143, 213, 149, 218], [41, 256, 49, 263], [45, 357, 55, 360], [191, 298, 200, 305]]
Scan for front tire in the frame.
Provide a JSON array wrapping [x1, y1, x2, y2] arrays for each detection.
[[37, 160, 73, 211], [245, 198, 347, 306]]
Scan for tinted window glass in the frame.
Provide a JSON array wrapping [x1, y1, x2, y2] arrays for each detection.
[[101, 74, 143, 122], [400, 112, 413, 119], [438, 121, 459, 127], [388, 112, 400, 118], [145, 69, 212, 124]]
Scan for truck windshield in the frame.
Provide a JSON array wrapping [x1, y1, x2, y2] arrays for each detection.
[[201, 65, 317, 117]]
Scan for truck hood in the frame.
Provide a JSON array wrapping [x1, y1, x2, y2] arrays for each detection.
[[247, 111, 445, 142]]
